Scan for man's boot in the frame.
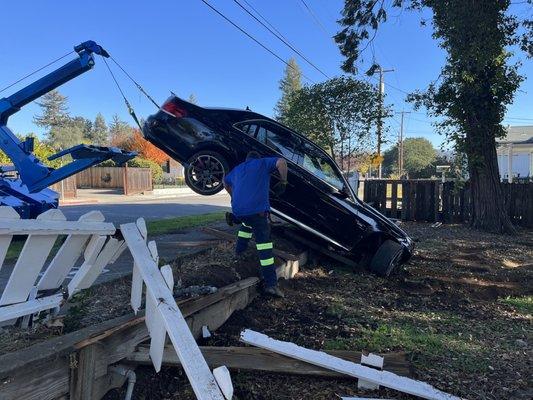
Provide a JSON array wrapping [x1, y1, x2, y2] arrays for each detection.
[[264, 285, 285, 298]]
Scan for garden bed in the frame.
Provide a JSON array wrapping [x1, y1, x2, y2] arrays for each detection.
[[106, 222, 532, 400]]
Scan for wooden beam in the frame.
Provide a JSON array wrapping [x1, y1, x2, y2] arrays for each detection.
[[0, 278, 259, 400], [121, 220, 225, 400], [127, 346, 411, 378], [70, 344, 99, 400], [241, 329, 460, 400], [0, 293, 63, 323]]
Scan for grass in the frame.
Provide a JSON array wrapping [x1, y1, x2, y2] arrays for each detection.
[[499, 295, 533, 314], [146, 212, 226, 236]]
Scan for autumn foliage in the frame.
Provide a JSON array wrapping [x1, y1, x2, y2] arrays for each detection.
[[118, 130, 169, 165]]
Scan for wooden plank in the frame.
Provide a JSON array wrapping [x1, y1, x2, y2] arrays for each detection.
[[0, 293, 63, 323], [212, 366, 233, 400], [390, 182, 398, 219], [0, 278, 260, 400], [66, 236, 107, 297], [241, 330, 460, 400], [0, 210, 65, 306], [37, 211, 107, 290], [71, 344, 98, 400], [0, 207, 20, 273], [127, 346, 411, 378], [121, 221, 225, 400], [400, 181, 409, 221], [0, 219, 115, 236]]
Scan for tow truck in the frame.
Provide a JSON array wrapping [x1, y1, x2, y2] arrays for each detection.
[[0, 41, 136, 218]]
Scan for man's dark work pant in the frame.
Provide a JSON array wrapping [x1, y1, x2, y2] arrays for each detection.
[[235, 213, 277, 288]]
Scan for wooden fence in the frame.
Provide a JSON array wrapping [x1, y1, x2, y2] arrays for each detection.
[[362, 179, 533, 228], [76, 166, 152, 195], [50, 175, 77, 198]]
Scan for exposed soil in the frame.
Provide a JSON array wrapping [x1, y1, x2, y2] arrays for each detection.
[[106, 222, 533, 400]]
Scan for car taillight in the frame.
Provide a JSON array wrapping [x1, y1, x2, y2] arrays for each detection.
[[161, 101, 187, 118]]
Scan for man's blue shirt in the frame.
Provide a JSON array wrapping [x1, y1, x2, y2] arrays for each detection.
[[224, 157, 278, 217]]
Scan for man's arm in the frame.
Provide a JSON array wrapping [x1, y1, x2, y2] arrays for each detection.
[[276, 158, 288, 182]]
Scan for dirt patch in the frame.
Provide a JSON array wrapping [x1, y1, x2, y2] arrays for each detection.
[[110, 222, 532, 400]]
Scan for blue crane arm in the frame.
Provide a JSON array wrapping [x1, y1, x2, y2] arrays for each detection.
[[0, 41, 135, 194]]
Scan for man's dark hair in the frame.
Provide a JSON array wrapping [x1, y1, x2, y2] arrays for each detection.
[[246, 151, 261, 160]]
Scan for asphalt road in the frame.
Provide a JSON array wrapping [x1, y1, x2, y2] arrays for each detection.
[[59, 193, 231, 225]]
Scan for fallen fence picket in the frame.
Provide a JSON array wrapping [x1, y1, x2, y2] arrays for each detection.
[[121, 218, 227, 400]]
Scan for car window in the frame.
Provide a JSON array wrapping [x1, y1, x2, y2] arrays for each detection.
[[300, 143, 345, 190], [238, 123, 257, 136], [256, 122, 299, 161]]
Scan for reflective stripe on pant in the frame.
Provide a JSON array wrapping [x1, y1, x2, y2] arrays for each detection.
[[234, 213, 277, 288]]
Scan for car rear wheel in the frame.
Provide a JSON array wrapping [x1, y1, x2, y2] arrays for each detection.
[[370, 239, 404, 277], [185, 150, 229, 195]]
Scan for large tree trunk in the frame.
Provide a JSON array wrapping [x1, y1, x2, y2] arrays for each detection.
[[467, 129, 515, 234]]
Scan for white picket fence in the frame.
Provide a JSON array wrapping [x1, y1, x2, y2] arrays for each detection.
[[121, 218, 232, 400], [0, 206, 125, 327]]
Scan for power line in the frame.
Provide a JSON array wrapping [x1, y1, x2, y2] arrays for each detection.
[[298, 0, 330, 37], [242, 0, 291, 43], [199, 0, 315, 83], [234, 0, 329, 78]]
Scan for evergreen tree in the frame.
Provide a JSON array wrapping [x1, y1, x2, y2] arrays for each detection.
[[274, 58, 302, 124], [48, 121, 84, 150], [187, 93, 198, 104], [70, 116, 93, 141], [91, 113, 108, 145], [33, 90, 70, 146], [108, 114, 133, 146]]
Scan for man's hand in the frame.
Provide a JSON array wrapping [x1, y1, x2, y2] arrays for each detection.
[[272, 180, 287, 196]]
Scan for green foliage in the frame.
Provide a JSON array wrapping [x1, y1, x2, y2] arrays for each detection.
[[283, 76, 384, 168], [0, 134, 62, 168], [187, 93, 198, 105], [33, 89, 69, 131], [274, 58, 302, 124], [91, 113, 108, 145], [383, 137, 437, 177], [127, 157, 163, 184], [109, 114, 134, 146], [499, 295, 533, 314], [48, 120, 85, 150]]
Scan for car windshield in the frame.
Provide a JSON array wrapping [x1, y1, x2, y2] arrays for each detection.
[[299, 142, 345, 190]]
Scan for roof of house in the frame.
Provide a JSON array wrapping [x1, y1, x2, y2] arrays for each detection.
[[498, 125, 533, 144]]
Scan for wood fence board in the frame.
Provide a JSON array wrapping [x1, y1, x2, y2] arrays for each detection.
[[241, 329, 459, 400], [121, 221, 225, 400], [0, 210, 65, 306], [0, 293, 63, 323]]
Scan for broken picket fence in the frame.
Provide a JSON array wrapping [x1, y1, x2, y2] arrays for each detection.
[[121, 218, 233, 400], [0, 206, 126, 326]]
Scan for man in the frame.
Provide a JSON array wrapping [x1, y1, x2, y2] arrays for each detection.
[[223, 151, 288, 298]]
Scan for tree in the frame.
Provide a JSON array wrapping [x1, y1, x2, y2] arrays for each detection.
[[70, 116, 93, 141], [91, 113, 108, 145], [284, 76, 385, 170], [0, 134, 62, 169], [187, 93, 198, 104], [33, 90, 70, 146], [335, 0, 532, 233], [108, 114, 133, 147], [274, 58, 302, 124], [122, 130, 169, 165], [382, 137, 437, 178], [49, 121, 84, 150]]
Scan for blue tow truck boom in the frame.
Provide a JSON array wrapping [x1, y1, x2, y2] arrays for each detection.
[[0, 41, 136, 218]]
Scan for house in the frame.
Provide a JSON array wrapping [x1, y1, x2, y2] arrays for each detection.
[[496, 125, 533, 181]]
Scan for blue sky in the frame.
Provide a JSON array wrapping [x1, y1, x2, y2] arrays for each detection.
[[1, 0, 531, 151]]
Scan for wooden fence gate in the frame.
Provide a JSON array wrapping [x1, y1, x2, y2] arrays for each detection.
[[76, 166, 152, 195], [362, 179, 533, 228]]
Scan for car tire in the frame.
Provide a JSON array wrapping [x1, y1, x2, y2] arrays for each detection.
[[184, 150, 229, 196], [370, 239, 404, 277]]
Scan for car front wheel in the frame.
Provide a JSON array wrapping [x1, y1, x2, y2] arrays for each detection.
[[184, 150, 229, 195], [370, 239, 404, 277]]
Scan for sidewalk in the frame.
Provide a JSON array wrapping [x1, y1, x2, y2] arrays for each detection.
[[60, 187, 228, 206]]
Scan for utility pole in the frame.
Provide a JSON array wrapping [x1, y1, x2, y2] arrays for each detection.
[[396, 111, 410, 178], [375, 67, 394, 178]]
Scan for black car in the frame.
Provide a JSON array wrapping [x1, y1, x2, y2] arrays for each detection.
[[143, 95, 414, 276]]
